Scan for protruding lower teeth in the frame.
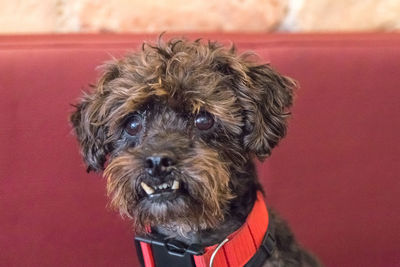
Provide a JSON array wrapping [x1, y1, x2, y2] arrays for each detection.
[[141, 182, 155, 195], [172, 180, 180, 190]]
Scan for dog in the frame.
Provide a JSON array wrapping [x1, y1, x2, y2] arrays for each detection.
[[71, 37, 321, 267]]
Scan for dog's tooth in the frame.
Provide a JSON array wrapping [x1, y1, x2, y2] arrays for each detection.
[[172, 180, 180, 190], [140, 182, 155, 195]]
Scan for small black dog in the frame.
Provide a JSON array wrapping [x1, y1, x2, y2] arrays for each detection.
[[71, 37, 321, 266]]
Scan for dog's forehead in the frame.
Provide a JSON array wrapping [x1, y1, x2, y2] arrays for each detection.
[[122, 71, 237, 117]]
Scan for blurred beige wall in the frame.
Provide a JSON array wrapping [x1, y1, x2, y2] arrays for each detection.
[[0, 0, 399, 34]]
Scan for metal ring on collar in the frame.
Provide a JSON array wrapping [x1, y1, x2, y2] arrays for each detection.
[[209, 238, 229, 267]]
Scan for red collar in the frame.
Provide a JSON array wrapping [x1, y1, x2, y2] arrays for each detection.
[[138, 191, 269, 267]]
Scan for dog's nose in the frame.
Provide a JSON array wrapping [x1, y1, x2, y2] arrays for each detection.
[[144, 155, 175, 177]]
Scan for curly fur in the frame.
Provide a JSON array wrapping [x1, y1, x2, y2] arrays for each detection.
[[71, 37, 321, 266]]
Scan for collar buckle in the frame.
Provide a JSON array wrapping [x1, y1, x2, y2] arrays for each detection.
[[135, 233, 204, 267]]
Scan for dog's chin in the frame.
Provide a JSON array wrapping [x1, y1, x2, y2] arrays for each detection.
[[108, 165, 230, 232], [134, 191, 200, 230], [132, 176, 214, 231], [146, 190, 180, 201]]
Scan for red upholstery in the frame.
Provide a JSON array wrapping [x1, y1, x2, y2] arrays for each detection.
[[1, 33, 399, 267]]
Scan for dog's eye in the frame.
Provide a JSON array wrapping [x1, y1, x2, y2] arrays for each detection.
[[195, 112, 214, 130], [125, 115, 143, 136]]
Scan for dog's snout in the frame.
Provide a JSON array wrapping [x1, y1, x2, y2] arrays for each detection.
[[145, 155, 175, 177]]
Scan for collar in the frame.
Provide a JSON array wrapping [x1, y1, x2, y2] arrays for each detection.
[[135, 191, 274, 267]]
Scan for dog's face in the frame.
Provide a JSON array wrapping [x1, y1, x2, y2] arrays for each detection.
[[71, 38, 294, 233]]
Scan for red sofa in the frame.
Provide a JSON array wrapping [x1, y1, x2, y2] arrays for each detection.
[[1, 33, 399, 267]]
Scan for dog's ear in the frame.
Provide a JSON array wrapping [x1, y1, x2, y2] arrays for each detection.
[[240, 63, 296, 160], [70, 62, 120, 172], [212, 46, 295, 160], [218, 54, 296, 160]]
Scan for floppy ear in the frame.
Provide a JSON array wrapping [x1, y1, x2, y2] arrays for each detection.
[[210, 44, 296, 160], [70, 61, 120, 172], [239, 63, 296, 160]]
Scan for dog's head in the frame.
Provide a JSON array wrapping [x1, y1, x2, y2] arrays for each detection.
[[71, 38, 295, 233]]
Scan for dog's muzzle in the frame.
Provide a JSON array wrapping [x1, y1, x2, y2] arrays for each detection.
[[140, 153, 181, 198]]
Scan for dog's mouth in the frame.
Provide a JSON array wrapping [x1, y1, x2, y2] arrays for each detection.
[[140, 180, 180, 199]]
